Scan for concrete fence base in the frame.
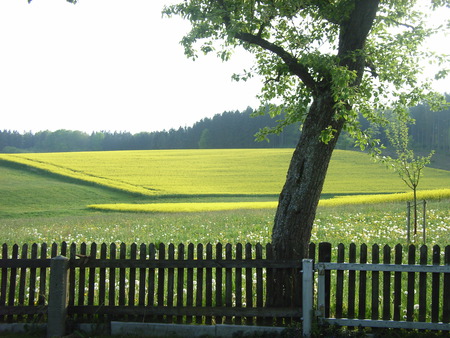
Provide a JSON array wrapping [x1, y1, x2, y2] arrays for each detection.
[[110, 322, 286, 337]]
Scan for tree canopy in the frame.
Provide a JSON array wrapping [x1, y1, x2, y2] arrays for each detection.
[[164, 1, 448, 150], [164, 0, 449, 269]]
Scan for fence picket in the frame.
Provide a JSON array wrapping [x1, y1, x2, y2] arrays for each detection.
[[167, 244, 175, 313], [309, 242, 316, 261], [382, 245, 391, 320], [39, 243, 48, 308], [18, 244, 28, 321], [407, 245, 415, 322], [176, 244, 185, 324], [107, 243, 116, 323], [186, 243, 194, 324], [245, 243, 253, 325], [99, 243, 107, 322], [119, 243, 126, 309], [335, 244, 344, 319], [205, 243, 212, 325], [68, 243, 76, 308], [443, 245, 450, 323], [78, 243, 87, 309], [108, 243, 116, 308], [28, 244, 38, 310], [215, 243, 223, 325], [319, 242, 332, 319], [138, 243, 146, 308], [51, 242, 57, 258], [157, 243, 165, 322], [393, 244, 402, 321], [147, 243, 155, 305], [347, 243, 356, 320], [196, 244, 204, 324], [225, 243, 233, 324], [235, 243, 243, 325], [88, 242, 97, 317], [7, 244, 18, 323], [371, 244, 379, 320], [61, 241, 67, 257], [147, 243, 156, 321], [255, 243, 263, 326], [265, 243, 273, 326], [431, 245, 440, 323], [358, 244, 367, 320], [1, 244, 7, 322], [419, 245, 427, 322], [129, 243, 137, 309]]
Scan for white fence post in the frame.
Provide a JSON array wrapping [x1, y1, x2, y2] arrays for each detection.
[[302, 259, 314, 337], [47, 255, 70, 338]]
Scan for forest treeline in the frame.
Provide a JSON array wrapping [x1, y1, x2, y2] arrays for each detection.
[[1, 102, 449, 153]]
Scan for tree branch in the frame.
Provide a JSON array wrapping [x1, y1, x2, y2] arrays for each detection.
[[215, 0, 317, 90], [377, 16, 418, 30], [234, 32, 317, 89]]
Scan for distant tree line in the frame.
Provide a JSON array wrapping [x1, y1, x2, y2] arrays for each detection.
[[1, 101, 449, 153], [0, 107, 300, 153]]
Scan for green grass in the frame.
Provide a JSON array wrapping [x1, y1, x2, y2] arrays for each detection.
[[0, 149, 448, 338], [0, 149, 448, 247], [1, 199, 449, 248], [1, 149, 448, 197], [0, 164, 149, 219], [1, 149, 449, 214]]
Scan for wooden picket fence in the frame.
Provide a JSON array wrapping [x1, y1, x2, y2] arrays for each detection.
[[1, 241, 450, 333], [306, 243, 450, 334], [0, 242, 307, 326]]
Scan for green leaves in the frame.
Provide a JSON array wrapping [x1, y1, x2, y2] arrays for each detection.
[[165, 0, 449, 146], [377, 119, 434, 191], [319, 126, 338, 144]]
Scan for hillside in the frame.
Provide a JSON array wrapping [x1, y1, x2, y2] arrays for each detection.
[[0, 149, 449, 218], [2, 149, 449, 196]]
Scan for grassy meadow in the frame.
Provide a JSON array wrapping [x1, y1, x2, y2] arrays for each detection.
[[1, 149, 449, 197], [0, 149, 449, 248]]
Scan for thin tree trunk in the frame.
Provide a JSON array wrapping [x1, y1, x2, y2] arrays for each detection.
[[413, 186, 418, 235]]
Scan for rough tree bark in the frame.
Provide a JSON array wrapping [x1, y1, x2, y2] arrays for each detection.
[[269, 0, 380, 306]]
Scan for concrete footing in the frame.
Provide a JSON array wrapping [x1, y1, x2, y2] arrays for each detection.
[[1, 321, 287, 337], [110, 322, 286, 337]]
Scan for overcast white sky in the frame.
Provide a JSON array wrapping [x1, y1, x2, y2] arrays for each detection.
[[0, 0, 449, 134]]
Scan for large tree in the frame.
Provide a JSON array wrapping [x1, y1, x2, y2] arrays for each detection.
[[164, 0, 448, 262]]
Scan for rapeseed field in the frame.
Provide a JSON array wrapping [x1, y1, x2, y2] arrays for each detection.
[[1, 149, 448, 213]]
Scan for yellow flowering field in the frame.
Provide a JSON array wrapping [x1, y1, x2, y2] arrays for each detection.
[[88, 189, 450, 212], [0, 149, 448, 199]]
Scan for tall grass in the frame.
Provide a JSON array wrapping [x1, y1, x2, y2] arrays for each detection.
[[2, 200, 449, 248]]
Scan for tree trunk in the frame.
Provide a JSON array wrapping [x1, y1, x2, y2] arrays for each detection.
[[272, 90, 344, 260], [268, 89, 344, 307], [268, 0, 380, 307], [413, 186, 418, 235]]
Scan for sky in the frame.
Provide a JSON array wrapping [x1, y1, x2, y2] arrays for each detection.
[[0, 0, 449, 135]]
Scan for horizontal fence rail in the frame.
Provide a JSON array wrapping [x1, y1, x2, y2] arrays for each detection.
[[0, 242, 309, 329], [1, 241, 450, 337], [302, 243, 450, 336]]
